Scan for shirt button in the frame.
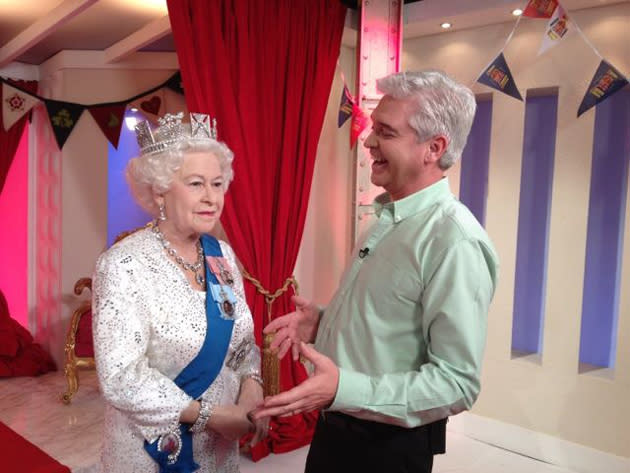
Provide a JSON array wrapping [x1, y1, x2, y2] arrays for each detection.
[[395, 215, 401, 222]]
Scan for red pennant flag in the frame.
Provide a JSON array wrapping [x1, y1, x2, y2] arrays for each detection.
[[522, 0, 559, 19], [350, 103, 370, 149], [88, 104, 127, 148]]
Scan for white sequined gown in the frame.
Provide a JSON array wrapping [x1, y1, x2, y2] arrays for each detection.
[[92, 228, 260, 473]]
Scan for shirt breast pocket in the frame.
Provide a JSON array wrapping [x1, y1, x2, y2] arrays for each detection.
[[362, 254, 423, 308]]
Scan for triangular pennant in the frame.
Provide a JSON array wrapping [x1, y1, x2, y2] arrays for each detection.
[[522, 0, 559, 19], [2, 82, 41, 131], [165, 71, 184, 95], [577, 60, 629, 117], [44, 99, 85, 149], [477, 52, 523, 101], [338, 84, 355, 128], [88, 104, 127, 148], [538, 4, 573, 55], [350, 103, 370, 149], [129, 90, 165, 124]]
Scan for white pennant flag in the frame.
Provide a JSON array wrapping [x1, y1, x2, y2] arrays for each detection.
[[2, 82, 40, 131], [538, 4, 573, 56]]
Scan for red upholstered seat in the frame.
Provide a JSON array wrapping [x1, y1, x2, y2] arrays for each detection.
[[74, 309, 93, 358]]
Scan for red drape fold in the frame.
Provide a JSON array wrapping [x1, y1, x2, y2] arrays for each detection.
[[167, 0, 346, 459], [0, 78, 56, 378]]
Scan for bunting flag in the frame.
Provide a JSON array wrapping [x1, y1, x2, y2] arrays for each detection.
[[45, 100, 85, 150], [522, 0, 559, 19], [477, 52, 523, 101], [350, 103, 370, 149], [538, 4, 573, 55], [88, 104, 127, 148], [2, 82, 41, 131], [338, 84, 354, 127], [129, 90, 165, 124], [1, 70, 185, 150], [577, 60, 629, 117], [165, 71, 185, 95]]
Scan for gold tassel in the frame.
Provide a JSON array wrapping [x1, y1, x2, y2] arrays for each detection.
[[262, 333, 280, 397], [242, 270, 299, 397]]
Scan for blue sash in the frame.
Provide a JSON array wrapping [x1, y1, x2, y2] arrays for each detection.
[[144, 234, 235, 472]]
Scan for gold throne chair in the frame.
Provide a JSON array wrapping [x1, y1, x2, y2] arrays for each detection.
[[61, 277, 95, 404]]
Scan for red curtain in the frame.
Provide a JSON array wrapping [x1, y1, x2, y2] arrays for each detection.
[[0, 78, 55, 377], [167, 0, 346, 459]]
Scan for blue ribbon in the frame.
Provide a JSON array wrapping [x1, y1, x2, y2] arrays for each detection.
[[144, 234, 235, 472]]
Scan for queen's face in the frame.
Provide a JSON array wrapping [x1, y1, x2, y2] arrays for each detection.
[[158, 151, 225, 239]]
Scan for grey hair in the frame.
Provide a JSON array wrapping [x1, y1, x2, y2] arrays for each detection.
[[125, 138, 234, 216], [377, 70, 476, 169]]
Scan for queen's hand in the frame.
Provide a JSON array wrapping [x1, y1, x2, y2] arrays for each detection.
[[207, 404, 254, 441]]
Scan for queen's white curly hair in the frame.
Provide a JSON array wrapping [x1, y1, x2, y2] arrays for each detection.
[[126, 138, 234, 216]]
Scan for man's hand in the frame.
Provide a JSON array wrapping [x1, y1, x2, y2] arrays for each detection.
[[264, 295, 321, 361], [252, 342, 339, 419], [207, 404, 254, 441]]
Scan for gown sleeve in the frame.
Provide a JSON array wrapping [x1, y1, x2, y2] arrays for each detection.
[[92, 249, 193, 443]]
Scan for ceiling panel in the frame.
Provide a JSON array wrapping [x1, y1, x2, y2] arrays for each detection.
[[0, 0, 65, 48], [0, 0, 626, 66], [13, 0, 168, 64]]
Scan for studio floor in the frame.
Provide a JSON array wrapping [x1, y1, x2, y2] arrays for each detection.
[[0, 370, 580, 473]]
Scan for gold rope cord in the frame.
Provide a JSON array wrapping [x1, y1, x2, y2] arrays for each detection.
[[241, 270, 299, 397]]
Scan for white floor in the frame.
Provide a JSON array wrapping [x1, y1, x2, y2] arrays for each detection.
[[0, 370, 579, 473], [239, 431, 578, 473]]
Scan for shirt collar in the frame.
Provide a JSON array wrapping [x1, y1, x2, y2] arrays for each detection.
[[374, 178, 452, 222]]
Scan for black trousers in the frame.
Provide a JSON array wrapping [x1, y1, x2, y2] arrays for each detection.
[[305, 412, 447, 473]]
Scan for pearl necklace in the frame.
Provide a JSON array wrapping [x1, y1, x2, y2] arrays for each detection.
[[152, 222, 205, 286]]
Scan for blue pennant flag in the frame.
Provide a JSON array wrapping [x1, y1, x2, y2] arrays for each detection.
[[477, 52, 523, 101], [577, 60, 629, 117], [338, 84, 354, 128]]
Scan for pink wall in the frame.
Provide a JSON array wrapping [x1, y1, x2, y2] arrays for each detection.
[[0, 124, 28, 328]]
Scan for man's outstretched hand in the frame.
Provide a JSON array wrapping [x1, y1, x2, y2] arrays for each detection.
[[251, 342, 339, 419], [264, 295, 321, 361]]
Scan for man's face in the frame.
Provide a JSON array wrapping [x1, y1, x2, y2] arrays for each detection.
[[364, 95, 435, 201]]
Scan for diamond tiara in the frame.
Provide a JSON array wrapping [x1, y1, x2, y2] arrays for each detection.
[[134, 112, 218, 156]]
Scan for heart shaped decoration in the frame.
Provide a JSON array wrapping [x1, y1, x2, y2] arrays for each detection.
[[141, 96, 161, 115]]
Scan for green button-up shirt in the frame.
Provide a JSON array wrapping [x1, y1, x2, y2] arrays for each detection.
[[315, 178, 499, 428]]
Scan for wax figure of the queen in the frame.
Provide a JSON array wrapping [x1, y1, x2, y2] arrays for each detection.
[[92, 112, 268, 473]]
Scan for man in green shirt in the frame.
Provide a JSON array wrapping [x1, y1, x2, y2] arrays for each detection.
[[253, 70, 499, 473]]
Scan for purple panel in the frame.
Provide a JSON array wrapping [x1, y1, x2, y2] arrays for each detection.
[[580, 88, 630, 368], [107, 110, 151, 247], [512, 93, 558, 355], [460, 98, 492, 226]]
